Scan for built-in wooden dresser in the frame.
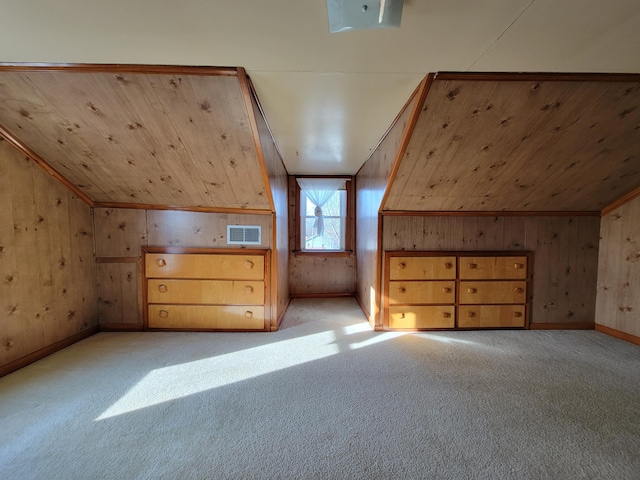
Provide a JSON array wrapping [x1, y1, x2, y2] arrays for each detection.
[[384, 251, 531, 330], [143, 247, 270, 331]]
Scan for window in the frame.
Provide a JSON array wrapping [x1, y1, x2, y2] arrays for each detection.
[[296, 177, 352, 253]]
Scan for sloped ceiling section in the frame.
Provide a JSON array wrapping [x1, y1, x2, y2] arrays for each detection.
[[0, 66, 272, 211], [384, 74, 640, 212]]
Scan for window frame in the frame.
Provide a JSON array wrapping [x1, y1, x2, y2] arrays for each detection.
[[294, 176, 353, 257]]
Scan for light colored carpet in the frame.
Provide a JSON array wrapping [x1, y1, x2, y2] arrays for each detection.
[[1, 298, 639, 479]]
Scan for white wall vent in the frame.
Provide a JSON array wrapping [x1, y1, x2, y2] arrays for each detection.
[[227, 225, 261, 245]]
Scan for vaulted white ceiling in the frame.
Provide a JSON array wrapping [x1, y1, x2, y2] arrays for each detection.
[[1, 0, 639, 174]]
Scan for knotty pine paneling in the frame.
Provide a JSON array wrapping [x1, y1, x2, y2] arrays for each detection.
[[384, 77, 640, 212], [97, 262, 141, 326], [288, 177, 355, 297], [94, 208, 147, 258], [0, 138, 97, 369], [383, 215, 600, 325], [596, 196, 640, 337], [0, 69, 271, 210], [355, 90, 420, 326], [92, 208, 272, 327], [250, 88, 289, 328]]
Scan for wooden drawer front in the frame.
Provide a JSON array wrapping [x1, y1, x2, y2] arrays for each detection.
[[389, 256, 456, 280], [458, 305, 526, 328], [459, 256, 527, 280], [146, 254, 264, 280], [389, 306, 455, 329], [148, 305, 265, 330], [388, 281, 455, 305], [459, 281, 527, 304], [148, 279, 264, 305]]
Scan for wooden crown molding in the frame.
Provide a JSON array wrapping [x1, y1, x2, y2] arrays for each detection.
[[381, 210, 601, 217], [601, 185, 640, 216], [435, 72, 640, 82], [0, 124, 94, 206], [0, 63, 239, 76], [93, 201, 272, 215]]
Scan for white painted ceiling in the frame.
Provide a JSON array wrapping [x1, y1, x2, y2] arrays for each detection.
[[1, 0, 639, 175]]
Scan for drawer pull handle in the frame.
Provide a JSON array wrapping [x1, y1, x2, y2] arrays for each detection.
[[467, 263, 477, 269], [245, 311, 253, 318], [514, 263, 524, 269], [514, 287, 524, 294], [467, 288, 477, 294], [397, 262, 406, 270], [399, 312, 406, 319], [245, 286, 254, 294], [398, 287, 406, 293], [443, 312, 451, 318], [158, 284, 168, 293], [244, 260, 254, 269], [467, 311, 476, 318], [159, 310, 169, 318], [444, 262, 453, 269], [442, 287, 451, 293], [156, 258, 166, 267], [513, 311, 523, 318]]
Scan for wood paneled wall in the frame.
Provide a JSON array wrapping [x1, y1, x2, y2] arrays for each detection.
[[0, 138, 98, 373], [93, 208, 272, 329], [383, 215, 601, 327], [596, 196, 640, 338], [249, 84, 290, 329], [355, 87, 421, 326], [288, 178, 356, 296]]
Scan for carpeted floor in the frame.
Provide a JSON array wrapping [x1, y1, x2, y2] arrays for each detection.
[[1, 297, 639, 479]]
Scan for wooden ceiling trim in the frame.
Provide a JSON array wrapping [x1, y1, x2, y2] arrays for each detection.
[[248, 77, 287, 170], [0, 63, 239, 76], [0, 124, 94, 206], [601, 185, 640, 216], [378, 74, 434, 212], [436, 72, 640, 83], [381, 210, 600, 217], [238, 67, 275, 213], [93, 201, 272, 216]]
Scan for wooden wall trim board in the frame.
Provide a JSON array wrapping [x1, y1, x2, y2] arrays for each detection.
[[0, 63, 239, 76], [237, 67, 275, 213], [595, 324, 640, 346], [529, 323, 594, 330], [95, 257, 139, 263], [435, 72, 640, 83], [271, 297, 292, 331], [601, 185, 640, 216], [357, 81, 423, 173], [0, 126, 94, 206], [382, 211, 601, 217], [99, 323, 144, 332], [0, 326, 99, 378], [378, 74, 433, 212], [93, 202, 272, 215], [291, 293, 355, 299]]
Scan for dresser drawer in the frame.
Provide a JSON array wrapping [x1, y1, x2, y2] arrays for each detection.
[[389, 306, 455, 329], [459, 256, 527, 280], [388, 281, 455, 305], [458, 305, 526, 328], [146, 253, 264, 280], [148, 304, 265, 330], [459, 281, 526, 304], [389, 256, 456, 280], [147, 279, 264, 305]]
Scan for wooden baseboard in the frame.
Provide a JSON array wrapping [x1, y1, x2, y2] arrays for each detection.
[[290, 292, 355, 299], [354, 294, 379, 330], [529, 322, 594, 330], [271, 297, 292, 331], [0, 325, 99, 378], [595, 324, 640, 346], [99, 323, 144, 332]]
